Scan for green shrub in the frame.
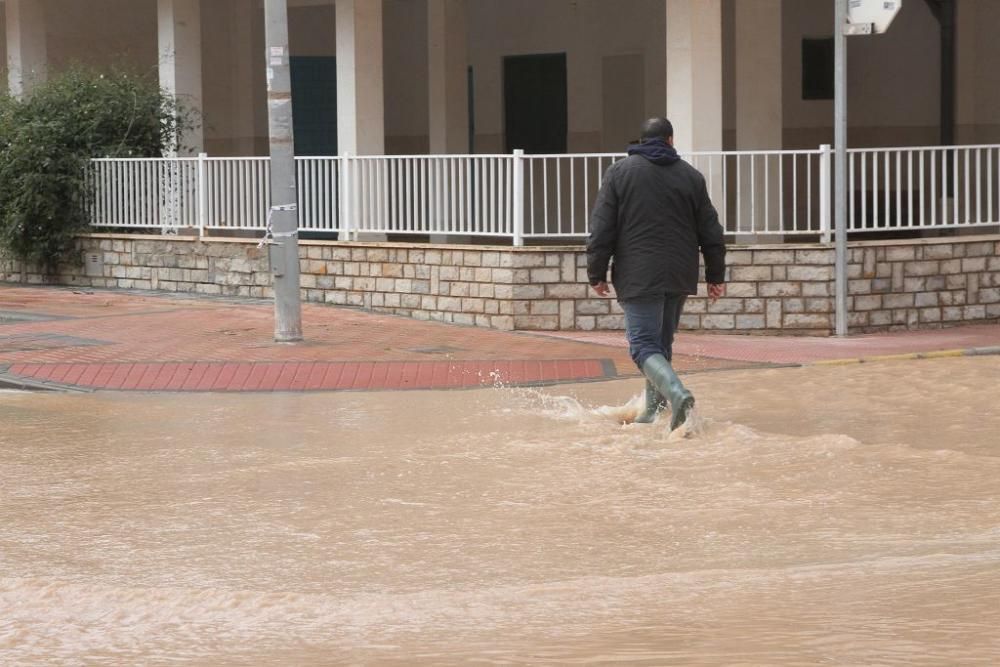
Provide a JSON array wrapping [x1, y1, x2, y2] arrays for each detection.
[[0, 66, 189, 274]]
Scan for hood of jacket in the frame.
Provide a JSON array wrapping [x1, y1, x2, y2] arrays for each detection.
[[626, 138, 680, 166]]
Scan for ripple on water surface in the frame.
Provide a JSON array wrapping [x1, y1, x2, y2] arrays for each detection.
[[1, 357, 999, 665]]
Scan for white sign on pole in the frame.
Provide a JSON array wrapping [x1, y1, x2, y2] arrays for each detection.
[[847, 0, 902, 34]]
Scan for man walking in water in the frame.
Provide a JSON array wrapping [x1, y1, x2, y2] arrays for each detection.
[[587, 117, 726, 430]]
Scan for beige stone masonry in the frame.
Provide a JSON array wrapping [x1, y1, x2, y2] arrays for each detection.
[[2, 234, 999, 335]]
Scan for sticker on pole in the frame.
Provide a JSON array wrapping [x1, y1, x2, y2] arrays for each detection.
[[848, 0, 902, 33]]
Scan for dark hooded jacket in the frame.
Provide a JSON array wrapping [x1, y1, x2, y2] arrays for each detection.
[[586, 139, 726, 300]]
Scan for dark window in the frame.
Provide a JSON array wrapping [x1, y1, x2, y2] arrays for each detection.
[[802, 38, 834, 100], [503, 53, 567, 154], [290, 56, 338, 156]]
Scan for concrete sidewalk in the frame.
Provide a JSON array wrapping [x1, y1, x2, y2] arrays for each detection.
[[2, 284, 998, 392], [541, 323, 1000, 365]]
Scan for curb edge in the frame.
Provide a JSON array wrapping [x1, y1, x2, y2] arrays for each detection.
[[809, 346, 1000, 368]]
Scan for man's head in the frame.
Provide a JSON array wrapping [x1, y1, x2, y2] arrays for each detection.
[[640, 117, 674, 145]]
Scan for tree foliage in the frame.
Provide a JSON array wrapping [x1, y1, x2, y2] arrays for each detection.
[[0, 66, 188, 273]]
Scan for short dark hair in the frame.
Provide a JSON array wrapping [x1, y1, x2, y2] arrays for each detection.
[[640, 117, 674, 141]]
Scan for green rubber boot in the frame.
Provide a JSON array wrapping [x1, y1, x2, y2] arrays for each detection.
[[640, 354, 695, 431], [634, 380, 666, 424]]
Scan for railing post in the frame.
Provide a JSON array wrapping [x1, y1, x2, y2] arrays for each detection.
[[339, 154, 353, 241], [512, 148, 525, 246], [85, 161, 94, 227], [197, 152, 208, 237], [819, 144, 832, 243]]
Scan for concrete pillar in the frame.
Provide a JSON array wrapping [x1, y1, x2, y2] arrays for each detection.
[[735, 0, 782, 237], [336, 0, 385, 241], [428, 0, 469, 243], [735, 0, 782, 150], [666, 0, 724, 236], [335, 0, 385, 156], [955, 0, 978, 144], [230, 0, 257, 155], [665, 0, 723, 152], [158, 0, 204, 154], [5, 0, 47, 97], [427, 0, 468, 154]]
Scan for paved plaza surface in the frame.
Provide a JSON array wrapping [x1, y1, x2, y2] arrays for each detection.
[[1, 284, 998, 392]]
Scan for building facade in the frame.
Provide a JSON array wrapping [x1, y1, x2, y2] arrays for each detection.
[[3, 0, 999, 160]]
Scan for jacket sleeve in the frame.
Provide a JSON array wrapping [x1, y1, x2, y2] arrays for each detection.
[[586, 164, 620, 285], [695, 174, 727, 284]]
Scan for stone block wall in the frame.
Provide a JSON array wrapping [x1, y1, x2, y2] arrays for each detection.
[[845, 238, 1000, 330], [679, 246, 838, 334], [2, 233, 998, 335]]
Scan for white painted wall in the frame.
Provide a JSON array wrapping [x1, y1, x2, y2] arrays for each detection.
[[43, 0, 158, 72], [957, 0, 1000, 143], [781, 0, 941, 148], [467, 0, 666, 153], [202, 0, 264, 155]]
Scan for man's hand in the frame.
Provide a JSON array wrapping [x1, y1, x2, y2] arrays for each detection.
[[708, 283, 726, 302], [591, 281, 611, 297]]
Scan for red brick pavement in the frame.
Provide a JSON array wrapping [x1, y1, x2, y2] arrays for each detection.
[[9, 285, 993, 393], [0, 285, 756, 392], [5, 359, 615, 392]]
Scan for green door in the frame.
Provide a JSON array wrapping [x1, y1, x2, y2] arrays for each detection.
[[290, 56, 338, 156]]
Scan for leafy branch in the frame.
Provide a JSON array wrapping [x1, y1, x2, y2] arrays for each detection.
[[0, 66, 192, 274]]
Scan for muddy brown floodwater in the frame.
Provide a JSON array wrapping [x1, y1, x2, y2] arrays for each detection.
[[2, 356, 999, 665]]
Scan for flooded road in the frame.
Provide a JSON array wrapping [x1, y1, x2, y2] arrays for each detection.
[[2, 356, 999, 665]]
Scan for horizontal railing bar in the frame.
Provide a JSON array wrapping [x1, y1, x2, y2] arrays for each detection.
[[521, 230, 824, 238], [521, 153, 624, 159], [202, 157, 270, 162], [348, 230, 511, 236], [91, 157, 202, 163], [686, 149, 824, 157], [335, 154, 514, 160], [846, 143, 1000, 153], [847, 222, 999, 232], [91, 144, 1000, 162]]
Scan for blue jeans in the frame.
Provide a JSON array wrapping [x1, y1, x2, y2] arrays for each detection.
[[621, 294, 688, 369]]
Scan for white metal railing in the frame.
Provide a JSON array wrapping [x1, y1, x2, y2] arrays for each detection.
[[520, 148, 832, 239], [88, 144, 1000, 244], [202, 157, 270, 232], [692, 148, 833, 238], [89, 157, 201, 231], [847, 145, 1000, 232], [342, 154, 520, 240]]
